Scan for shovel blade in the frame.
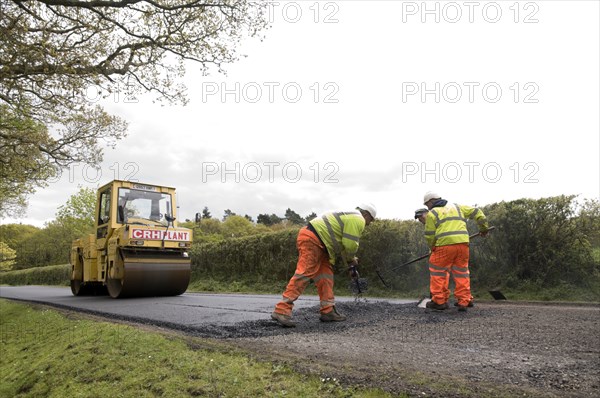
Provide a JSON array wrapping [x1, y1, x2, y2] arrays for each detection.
[[417, 298, 431, 308], [489, 290, 507, 300]]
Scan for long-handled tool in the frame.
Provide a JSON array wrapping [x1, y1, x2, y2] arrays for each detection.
[[385, 226, 496, 277], [354, 227, 498, 301], [342, 253, 367, 297], [349, 264, 362, 294]]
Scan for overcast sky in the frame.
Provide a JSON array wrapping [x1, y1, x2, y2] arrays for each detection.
[[5, 1, 600, 227]]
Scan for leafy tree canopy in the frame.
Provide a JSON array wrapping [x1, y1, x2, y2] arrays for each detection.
[[0, 0, 268, 215], [0, 241, 17, 271], [54, 186, 96, 236], [257, 213, 282, 226]]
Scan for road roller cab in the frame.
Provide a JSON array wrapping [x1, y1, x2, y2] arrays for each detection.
[[70, 180, 193, 298]]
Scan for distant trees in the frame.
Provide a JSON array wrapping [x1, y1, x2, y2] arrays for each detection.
[[182, 206, 316, 243], [257, 213, 282, 226], [189, 206, 316, 227], [256, 209, 318, 225], [183, 206, 310, 241], [1, 188, 96, 269], [284, 208, 304, 225], [222, 209, 237, 221], [305, 212, 318, 222], [0, 242, 16, 271], [188, 214, 270, 244]]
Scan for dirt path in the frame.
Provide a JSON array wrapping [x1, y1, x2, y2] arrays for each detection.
[[228, 300, 600, 397]]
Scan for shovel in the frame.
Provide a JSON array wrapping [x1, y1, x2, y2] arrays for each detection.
[[417, 294, 432, 308]]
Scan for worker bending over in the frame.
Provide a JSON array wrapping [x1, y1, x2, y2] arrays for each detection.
[[271, 204, 376, 327]]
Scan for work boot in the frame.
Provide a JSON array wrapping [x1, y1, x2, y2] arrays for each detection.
[[426, 301, 449, 311], [271, 312, 296, 328], [457, 305, 468, 312], [320, 307, 347, 322], [454, 300, 474, 308]]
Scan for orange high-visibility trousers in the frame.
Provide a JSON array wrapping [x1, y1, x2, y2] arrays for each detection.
[[274, 227, 335, 316], [428, 243, 471, 306]]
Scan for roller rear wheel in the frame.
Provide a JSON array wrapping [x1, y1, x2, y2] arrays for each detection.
[[72, 280, 108, 296], [71, 278, 86, 296]]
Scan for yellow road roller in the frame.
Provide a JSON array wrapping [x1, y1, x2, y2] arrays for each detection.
[[70, 180, 193, 298]]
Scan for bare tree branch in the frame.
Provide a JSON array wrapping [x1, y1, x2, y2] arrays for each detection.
[[1, 0, 268, 216]]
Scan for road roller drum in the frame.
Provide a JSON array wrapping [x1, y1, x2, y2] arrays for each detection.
[[107, 249, 191, 298]]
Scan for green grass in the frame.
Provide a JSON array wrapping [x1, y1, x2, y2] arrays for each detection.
[[187, 276, 422, 301], [187, 277, 286, 295], [487, 281, 600, 302], [0, 299, 394, 398]]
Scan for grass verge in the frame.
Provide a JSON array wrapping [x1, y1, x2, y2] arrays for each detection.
[[0, 299, 394, 398], [488, 281, 600, 302]]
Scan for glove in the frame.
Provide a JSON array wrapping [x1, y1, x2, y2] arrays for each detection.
[[480, 229, 489, 237]]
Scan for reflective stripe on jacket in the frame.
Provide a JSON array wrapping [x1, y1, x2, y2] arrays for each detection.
[[309, 211, 366, 264], [425, 203, 489, 248]]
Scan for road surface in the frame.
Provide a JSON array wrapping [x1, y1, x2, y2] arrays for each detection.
[[0, 285, 414, 331]]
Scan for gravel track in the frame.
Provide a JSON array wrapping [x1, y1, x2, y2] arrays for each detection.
[[226, 300, 600, 397]]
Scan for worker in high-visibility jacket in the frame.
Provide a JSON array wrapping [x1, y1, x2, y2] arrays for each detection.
[[271, 203, 376, 327], [422, 192, 489, 312]]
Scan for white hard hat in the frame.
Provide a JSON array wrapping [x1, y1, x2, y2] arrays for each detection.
[[423, 191, 441, 205], [357, 203, 377, 219]]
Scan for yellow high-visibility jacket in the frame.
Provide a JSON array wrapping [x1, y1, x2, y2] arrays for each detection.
[[309, 211, 366, 265], [425, 203, 489, 248]]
